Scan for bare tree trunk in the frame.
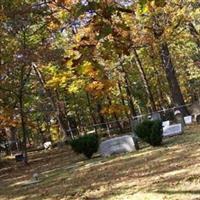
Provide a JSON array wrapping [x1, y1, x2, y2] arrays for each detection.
[[160, 42, 189, 115], [121, 66, 137, 116], [32, 63, 69, 139], [86, 92, 98, 133], [36, 119, 45, 143], [132, 48, 157, 111], [19, 65, 28, 165], [118, 81, 130, 118], [152, 64, 170, 108]]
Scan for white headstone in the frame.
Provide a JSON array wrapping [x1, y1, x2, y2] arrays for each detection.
[[174, 110, 185, 127], [43, 141, 52, 150], [163, 124, 182, 137], [99, 135, 136, 157], [184, 116, 192, 125], [174, 110, 181, 116], [162, 120, 170, 127]]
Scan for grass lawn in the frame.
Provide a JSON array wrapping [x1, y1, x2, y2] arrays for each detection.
[[0, 125, 200, 200]]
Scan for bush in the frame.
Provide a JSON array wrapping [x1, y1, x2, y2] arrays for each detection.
[[135, 120, 163, 146], [150, 120, 163, 146], [70, 134, 99, 159]]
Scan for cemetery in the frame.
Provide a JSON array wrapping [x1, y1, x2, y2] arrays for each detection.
[[1, 114, 200, 200], [1, 1, 200, 200]]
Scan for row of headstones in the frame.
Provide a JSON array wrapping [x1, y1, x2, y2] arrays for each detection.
[[99, 111, 198, 157], [41, 114, 200, 156], [162, 115, 192, 137]]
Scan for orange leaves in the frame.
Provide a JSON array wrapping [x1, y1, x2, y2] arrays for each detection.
[[81, 61, 118, 99], [0, 115, 19, 128], [85, 80, 114, 98]]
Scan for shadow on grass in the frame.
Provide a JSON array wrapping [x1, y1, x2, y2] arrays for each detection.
[[0, 125, 200, 200], [156, 190, 200, 195]]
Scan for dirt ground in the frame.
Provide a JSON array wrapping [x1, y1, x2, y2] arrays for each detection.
[[0, 125, 200, 200]]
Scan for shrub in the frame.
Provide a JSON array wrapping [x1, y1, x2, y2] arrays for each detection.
[[150, 120, 163, 146], [135, 120, 163, 146], [70, 134, 99, 159], [135, 120, 154, 143]]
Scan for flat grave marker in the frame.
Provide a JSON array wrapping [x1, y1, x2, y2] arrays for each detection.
[[163, 123, 182, 137]]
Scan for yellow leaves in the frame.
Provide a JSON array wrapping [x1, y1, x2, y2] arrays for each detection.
[[68, 79, 85, 93], [64, 49, 81, 66], [46, 14, 61, 31], [50, 124, 60, 141], [81, 61, 100, 78], [46, 72, 72, 88], [65, 49, 80, 58], [101, 104, 128, 116], [48, 21, 61, 31]]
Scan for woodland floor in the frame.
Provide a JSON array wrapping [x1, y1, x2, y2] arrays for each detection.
[[0, 125, 200, 200]]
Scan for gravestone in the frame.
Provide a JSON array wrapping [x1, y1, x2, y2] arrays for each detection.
[[43, 141, 52, 150], [174, 110, 185, 127], [162, 120, 170, 127], [151, 112, 161, 121], [184, 116, 192, 125], [188, 102, 200, 123], [99, 135, 136, 157], [163, 124, 183, 137], [131, 118, 140, 131]]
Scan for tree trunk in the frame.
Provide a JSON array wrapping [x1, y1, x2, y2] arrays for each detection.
[[121, 66, 137, 116], [86, 92, 98, 133], [19, 65, 28, 165], [132, 48, 157, 111], [32, 63, 69, 139], [96, 102, 106, 127], [118, 81, 130, 118], [160, 42, 189, 115], [188, 22, 200, 49], [152, 64, 170, 108]]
